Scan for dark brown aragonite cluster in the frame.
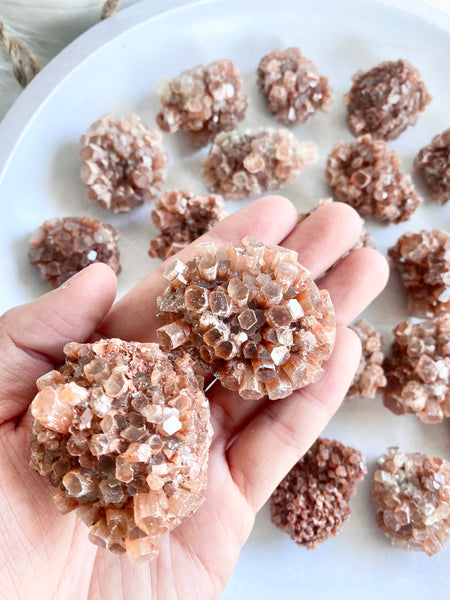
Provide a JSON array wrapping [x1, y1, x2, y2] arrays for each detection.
[[257, 47, 333, 124], [202, 128, 318, 200], [383, 316, 450, 424], [29, 339, 213, 563], [156, 237, 336, 401], [148, 190, 227, 260], [415, 128, 450, 205], [270, 438, 366, 549], [28, 216, 121, 288], [345, 59, 431, 141], [79, 114, 168, 213], [325, 134, 421, 223], [155, 59, 248, 147], [348, 320, 386, 399], [372, 447, 450, 556], [388, 230, 450, 318]]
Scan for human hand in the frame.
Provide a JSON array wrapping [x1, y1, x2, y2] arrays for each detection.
[[0, 197, 388, 600]]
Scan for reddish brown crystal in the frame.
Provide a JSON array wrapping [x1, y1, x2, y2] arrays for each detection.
[[345, 59, 431, 141], [257, 47, 333, 124], [388, 230, 450, 318], [156, 237, 336, 400], [270, 438, 366, 549], [28, 216, 121, 288], [326, 135, 421, 223], [372, 447, 450, 555], [148, 190, 227, 260], [79, 114, 168, 213], [383, 316, 450, 423], [29, 339, 212, 562], [348, 320, 386, 399], [415, 128, 450, 205], [155, 59, 248, 147]]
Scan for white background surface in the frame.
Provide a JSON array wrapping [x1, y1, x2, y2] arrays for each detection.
[[1, 1, 450, 599]]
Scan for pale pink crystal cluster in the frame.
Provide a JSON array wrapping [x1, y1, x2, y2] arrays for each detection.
[[156, 59, 248, 147], [29, 339, 212, 562], [326, 134, 421, 223], [156, 237, 336, 400], [348, 320, 386, 399], [202, 128, 318, 200], [149, 190, 227, 260], [383, 316, 450, 423], [372, 447, 450, 556], [345, 59, 431, 141], [415, 128, 450, 205], [270, 438, 366, 549], [388, 230, 450, 318], [79, 114, 168, 213], [28, 216, 121, 288], [257, 47, 333, 124]]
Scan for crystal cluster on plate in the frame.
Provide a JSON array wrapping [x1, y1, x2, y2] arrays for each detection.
[[415, 128, 450, 205], [348, 320, 386, 399]]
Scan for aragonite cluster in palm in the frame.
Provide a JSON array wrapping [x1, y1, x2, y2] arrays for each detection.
[[29, 339, 213, 563], [156, 237, 336, 400]]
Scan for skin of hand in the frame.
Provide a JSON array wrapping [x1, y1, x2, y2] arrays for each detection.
[[0, 197, 388, 600]]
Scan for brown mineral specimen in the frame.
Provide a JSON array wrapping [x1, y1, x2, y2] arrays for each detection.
[[325, 135, 421, 223], [372, 447, 450, 556], [79, 114, 168, 213], [348, 320, 386, 399], [415, 128, 450, 205], [29, 339, 213, 562], [155, 59, 248, 147], [156, 237, 336, 401], [29, 216, 121, 288], [257, 47, 333, 124], [388, 230, 450, 318], [149, 190, 227, 260], [270, 438, 366, 549], [383, 316, 450, 423], [202, 128, 318, 200]]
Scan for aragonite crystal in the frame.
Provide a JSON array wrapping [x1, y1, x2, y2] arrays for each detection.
[[28, 216, 121, 288], [156, 237, 336, 400], [345, 59, 431, 141], [325, 134, 421, 223], [202, 128, 318, 200], [29, 339, 213, 562], [388, 230, 450, 317], [270, 438, 366, 549], [415, 128, 450, 205], [383, 316, 450, 423], [79, 114, 168, 213], [155, 59, 248, 147], [149, 190, 227, 260], [348, 320, 386, 399], [372, 447, 450, 556], [257, 47, 333, 124]]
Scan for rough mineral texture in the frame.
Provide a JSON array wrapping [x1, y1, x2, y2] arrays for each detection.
[[345, 59, 431, 141], [29, 339, 212, 563], [388, 230, 450, 318], [414, 128, 450, 205], [149, 190, 227, 260], [257, 47, 333, 124], [79, 114, 168, 213], [155, 59, 248, 147], [29, 216, 121, 288], [348, 320, 386, 399], [383, 316, 450, 423], [270, 438, 366, 549], [156, 237, 336, 401], [372, 447, 450, 556], [202, 128, 318, 200], [325, 134, 421, 223]]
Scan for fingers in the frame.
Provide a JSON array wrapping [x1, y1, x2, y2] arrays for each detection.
[[0, 264, 117, 424]]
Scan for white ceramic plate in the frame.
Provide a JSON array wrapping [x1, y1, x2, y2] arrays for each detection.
[[1, 0, 450, 598]]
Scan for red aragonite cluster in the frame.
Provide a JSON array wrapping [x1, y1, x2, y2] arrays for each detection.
[[348, 320, 386, 399], [415, 128, 450, 205], [156, 237, 336, 400], [29, 339, 212, 563]]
